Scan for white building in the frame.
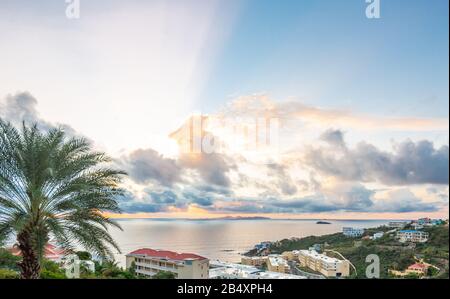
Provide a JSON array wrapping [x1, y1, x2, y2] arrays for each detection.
[[342, 227, 364, 237], [209, 260, 305, 279], [372, 232, 384, 240], [388, 221, 410, 228], [298, 250, 350, 278], [126, 248, 209, 279], [396, 230, 429, 243]]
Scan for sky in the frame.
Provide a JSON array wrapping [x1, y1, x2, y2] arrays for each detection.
[[0, 0, 448, 219]]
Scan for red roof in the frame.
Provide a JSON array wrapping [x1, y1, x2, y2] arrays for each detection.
[[408, 263, 428, 270], [9, 243, 66, 260], [128, 248, 207, 261]]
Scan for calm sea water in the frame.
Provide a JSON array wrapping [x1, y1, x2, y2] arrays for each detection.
[[110, 219, 389, 266]]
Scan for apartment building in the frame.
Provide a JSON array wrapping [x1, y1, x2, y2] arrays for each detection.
[[396, 230, 429, 243], [241, 256, 268, 267], [297, 250, 350, 278], [267, 255, 290, 273], [281, 250, 300, 261], [126, 248, 209, 279], [388, 221, 410, 228], [342, 227, 365, 237]]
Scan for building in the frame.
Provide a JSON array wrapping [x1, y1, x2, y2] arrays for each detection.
[[389, 263, 430, 277], [126, 248, 209, 279], [254, 241, 271, 251], [9, 243, 66, 263], [309, 244, 322, 252], [298, 250, 350, 278], [417, 218, 432, 226], [281, 250, 300, 261], [209, 260, 305, 279], [372, 232, 384, 240], [406, 263, 429, 276], [267, 255, 290, 273], [342, 227, 364, 237], [412, 223, 424, 230], [396, 230, 429, 243], [388, 221, 410, 228], [241, 256, 267, 267]]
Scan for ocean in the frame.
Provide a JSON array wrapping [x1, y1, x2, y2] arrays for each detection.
[[109, 218, 390, 266]]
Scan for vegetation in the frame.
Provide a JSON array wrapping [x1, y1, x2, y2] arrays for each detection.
[[152, 271, 176, 279], [0, 119, 126, 279], [265, 224, 449, 279], [0, 247, 20, 271], [0, 268, 19, 279]]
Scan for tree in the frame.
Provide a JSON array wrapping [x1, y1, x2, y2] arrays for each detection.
[[76, 251, 92, 261], [0, 120, 126, 279], [152, 271, 176, 279]]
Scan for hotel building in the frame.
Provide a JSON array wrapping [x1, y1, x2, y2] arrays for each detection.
[[342, 227, 365, 237], [267, 255, 291, 273], [297, 250, 350, 278], [396, 230, 429, 243], [241, 256, 268, 267], [126, 248, 209, 279]]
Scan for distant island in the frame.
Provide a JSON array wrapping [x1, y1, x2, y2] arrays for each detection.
[[316, 221, 332, 225]]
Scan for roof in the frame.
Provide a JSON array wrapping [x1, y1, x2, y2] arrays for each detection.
[[399, 230, 427, 233], [408, 263, 428, 270], [9, 243, 66, 258], [127, 248, 207, 261]]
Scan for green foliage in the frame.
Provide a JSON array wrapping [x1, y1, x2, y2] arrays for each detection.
[[267, 224, 449, 279], [39, 259, 66, 279], [152, 271, 176, 279], [0, 119, 127, 278], [95, 260, 138, 279], [0, 268, 19, 279], [76, 251, 92, 261], [0, 248, 21, 271]]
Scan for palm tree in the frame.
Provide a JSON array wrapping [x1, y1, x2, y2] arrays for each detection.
[[0, 119, 126, 279]]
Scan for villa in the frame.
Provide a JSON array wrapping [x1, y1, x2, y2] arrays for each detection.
[[126, 248, 209, 279], [396, 230, 429, 243]]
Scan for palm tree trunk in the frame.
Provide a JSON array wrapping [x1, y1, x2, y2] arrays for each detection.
[[17, 229, 41, 279]]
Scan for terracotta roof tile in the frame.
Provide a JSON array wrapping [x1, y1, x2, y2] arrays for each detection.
[[128, 248, 207, 261]]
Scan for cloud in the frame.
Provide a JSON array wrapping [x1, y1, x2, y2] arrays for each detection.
[[179, 153, 233, 187], [210, 184, 441, 214], [0, 92, 78, 136], [221, 95, 449, 131], [120, 149, 182, 187], [372, 189, 442, 213], [304, 130, 449, 185], [266, 163, 297, 195]]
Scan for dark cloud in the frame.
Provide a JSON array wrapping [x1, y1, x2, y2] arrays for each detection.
[[267, 163, 297, 195], [120, 149, 181, 187], [116, 191, 166, 213], [320, 129, 345, 147], [179, 153, 232, 187], [147, 190, 178, 204], [211, 184, 441, 214], [305, 130, 449, 185], [371, 189, 442, 213], [183, 192, 214, 207]]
